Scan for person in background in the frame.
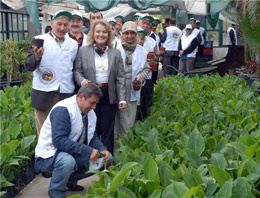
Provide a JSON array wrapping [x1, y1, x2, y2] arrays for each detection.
[[160, 18, 182, 76], [178, 24, 199, 74], [115, 21, 149, 136], [195, 20, 205, 57], [25, 10, 78, 134], [84, 10, 103, 34], [132, 12, 141, 25], [106, 17, 120, 48], [35, 84, 111, 198], [226, 24, 238, 75], [68, 10, 88, 47], [45, 25, 52, 33], [114, 15, 124, 35], [74, 20, 126, 154]]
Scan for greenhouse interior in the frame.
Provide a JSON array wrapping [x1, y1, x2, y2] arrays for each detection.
[[0, 0, 260, 197]]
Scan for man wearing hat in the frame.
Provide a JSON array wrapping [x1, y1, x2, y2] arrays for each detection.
[[195, 20, 205, 57], [178, 24, 199, 73], [107, 17, 120, 48], [132, 12, 141, 25], [68, 10, 88, 47], [25, 10, 78, 134], [160, 17, 182, 76], [114, 15, 124, 35]]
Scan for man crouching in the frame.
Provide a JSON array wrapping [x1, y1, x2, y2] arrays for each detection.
[[35, 84, 111, 198]]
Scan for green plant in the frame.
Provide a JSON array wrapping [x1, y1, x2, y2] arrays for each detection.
[[0, 83, 37, 194], [0, 39, 30, 82], [73, 75, 260, 198]]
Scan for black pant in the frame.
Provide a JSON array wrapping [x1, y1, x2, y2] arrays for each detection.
[[138, 79, 154, 121], [163, 53, 179, 76], [94, 86, 117, 154], [198, 45, 204, 57]]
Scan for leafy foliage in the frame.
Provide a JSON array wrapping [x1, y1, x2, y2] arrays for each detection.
[[75, 75, 260, 198], [0, 83, 36, 193]]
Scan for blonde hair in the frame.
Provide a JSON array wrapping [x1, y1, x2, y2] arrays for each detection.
[[87, 20, 113, 48]]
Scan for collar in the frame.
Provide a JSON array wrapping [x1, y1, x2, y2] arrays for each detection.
[[49, 32, 65, 42], [68, 32, 83, 41]]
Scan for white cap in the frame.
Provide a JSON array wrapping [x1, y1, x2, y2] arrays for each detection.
[[196, 20, 200, 23], [185, 24, 192, 29], [106, 17, 116, 24], [71, 10, 83, 20]]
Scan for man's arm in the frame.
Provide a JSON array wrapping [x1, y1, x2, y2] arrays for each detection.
[[50, 106, 93, 159], [25, 38, 42, 71], [229, 30, 236, 45], [160, 29, 167, 43], [183, 37, 199, 55]]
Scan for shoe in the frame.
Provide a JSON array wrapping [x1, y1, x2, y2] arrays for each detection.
[[66, 183, 84, 191], [48, 190, 65, 198], [42, 171, 52, 178]]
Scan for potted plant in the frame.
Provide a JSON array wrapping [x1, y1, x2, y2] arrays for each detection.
[[0, 39, 30, 89], [132, 79, 142, 91]]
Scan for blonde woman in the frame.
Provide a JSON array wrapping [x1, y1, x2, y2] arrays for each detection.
[[74, 20, 126, 154]]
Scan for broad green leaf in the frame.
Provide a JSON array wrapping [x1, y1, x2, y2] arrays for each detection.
[[226, 142, 248, 158], [8, 123, 21, 139], [22, 122, 33, 136], [117, 191, 132, 198], [182, 173, 197, 188], [215, 179, 233, 198], [20, 135, 36, 150], [110, 162, 138, 189], [149, 189, 161, 198], [186, 149, 203, 168], [161, 184, 175, 198], [245, 143, 258, 158], [188, 128, 205, 156], [172, 181, 189, 197], [210, 153, 227, 169], [184, 186, 204, 198], [232, 177, 254, 198], [0, 130, 10, 144], [191, 102, 201, 114], [209, 165, 231, 186], [143, 155, 158, 181], [7, 140, 20, 155], [117, 186, 137, 198]]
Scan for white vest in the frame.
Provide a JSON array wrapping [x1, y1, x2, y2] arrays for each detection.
[[227, 27, 238, 45], [117, 42, 147, 101], [199, 27, 205, 45], [163, 25, 182, 51], [33, 33, 78, 93], [180, 33, 197, 58], [35, 95, 96, 159]]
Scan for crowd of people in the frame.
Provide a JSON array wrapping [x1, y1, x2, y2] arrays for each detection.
[[26, 9, 210, 198]]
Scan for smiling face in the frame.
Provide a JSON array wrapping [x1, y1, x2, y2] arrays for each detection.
[[122, 30, 137, 44], [50, 17, 70, 39], [78, 94, 99, 115], [70, 17, 83, 35], [115, 18, 123, 30], [94, 24, 108, 48]]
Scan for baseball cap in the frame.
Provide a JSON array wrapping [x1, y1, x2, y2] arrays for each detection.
[[153, 17, 161, 24], [52, 10, 72, 21], [132, 12, 142, 20], [195, 20, 200, 24], [122, 21, 137, 33], [71, 10, 83, 20], [137, 27, 147, 36], [189, 17, 196, 22], [138, 13, 154, 22], [185, 24, 193, 29], [115, 15, 124, 22], [106, 17, 117, 25]]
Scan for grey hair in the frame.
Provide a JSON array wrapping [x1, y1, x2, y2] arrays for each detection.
[[77, 83, 103, 99]]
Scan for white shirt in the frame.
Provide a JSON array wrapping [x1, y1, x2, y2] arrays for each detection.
[[94, 50, 109, 84]]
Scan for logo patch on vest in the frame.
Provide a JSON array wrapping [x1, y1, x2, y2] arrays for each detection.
[[173, 33, 179, 40], [40, 69, 55, 84]]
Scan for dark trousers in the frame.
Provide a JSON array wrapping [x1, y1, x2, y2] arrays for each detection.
[[198, 45, 204, 57], [163, 55, 179, 76], [95, 86, 117, 154], [138, 79, 154, 121], [151, 62, 159, 83]]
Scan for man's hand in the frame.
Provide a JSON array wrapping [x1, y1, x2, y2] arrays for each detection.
[[119, 102, 127, 110], [90, 149, 99, 162], [100, 150, 110, 162], [81, 79, 92, 87], [179, 50, 184, 55], [32, 45, 44, 60]]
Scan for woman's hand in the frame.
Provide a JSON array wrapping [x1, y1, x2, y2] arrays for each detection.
[[81, 79, 92, 87]]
